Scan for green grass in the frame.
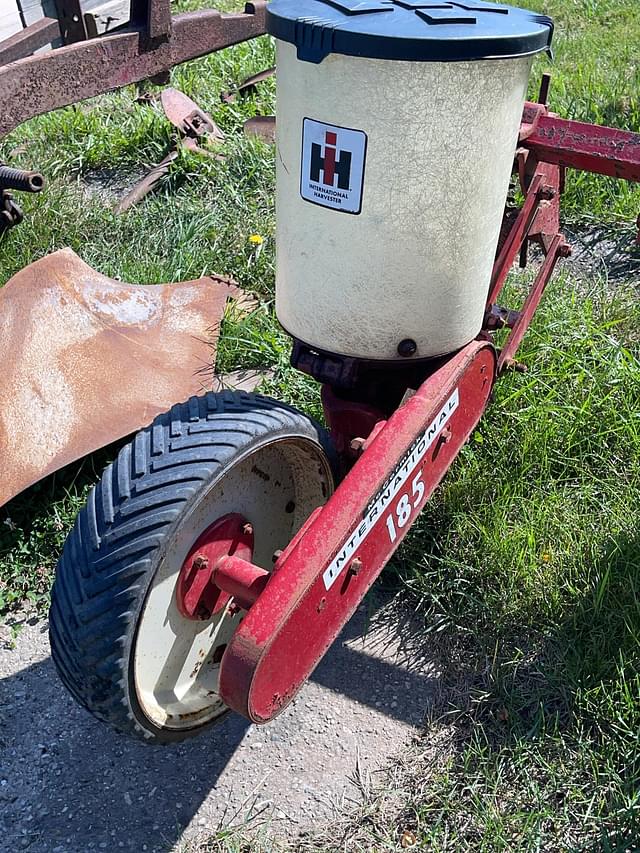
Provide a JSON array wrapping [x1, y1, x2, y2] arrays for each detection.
[[0, 0, 639, 849], [518, 0, 640, 222], [385, 272, 640, 851]]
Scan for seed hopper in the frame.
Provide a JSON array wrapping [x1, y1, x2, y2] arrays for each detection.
[[1, 0, 638, 741]]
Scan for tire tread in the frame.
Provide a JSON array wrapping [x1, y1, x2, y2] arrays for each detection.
[[49, 392, 332, 742]]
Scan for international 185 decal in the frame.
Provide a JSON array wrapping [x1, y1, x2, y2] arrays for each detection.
[[300, 118, 367, 215], [322, 389, 460, 591]]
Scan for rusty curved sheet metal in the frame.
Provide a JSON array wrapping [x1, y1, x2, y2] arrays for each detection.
[[0, 248, 239, 508], [244, 116, 276, 143]]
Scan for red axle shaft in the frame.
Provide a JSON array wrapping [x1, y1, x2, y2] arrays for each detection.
[[213, 555, 270, 611]]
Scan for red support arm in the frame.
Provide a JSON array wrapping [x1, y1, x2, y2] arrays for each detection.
[[524, 111, 640, 182]]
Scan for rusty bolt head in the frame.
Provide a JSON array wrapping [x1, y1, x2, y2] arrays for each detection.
[[349, 557, 363, 576], [243, 523, 254, 537], [317, 597, 327, 613], [228, 602, 241, 616], [192, 554, 208, 570], [439, 427, 452, 445], [350, 437, 365, 454]]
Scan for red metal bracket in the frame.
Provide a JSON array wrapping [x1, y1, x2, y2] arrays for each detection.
[[497, 232, 569, 374], [518, 102, 546, 142]]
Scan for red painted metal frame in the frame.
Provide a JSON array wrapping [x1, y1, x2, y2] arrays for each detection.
[[1, 0, 637, 728], [219, 341, 497, 721]]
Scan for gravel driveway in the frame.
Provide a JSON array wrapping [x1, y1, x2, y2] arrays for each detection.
[[0, 593, 436, 852]]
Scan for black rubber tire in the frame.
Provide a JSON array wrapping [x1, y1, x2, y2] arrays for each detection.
[[49, 391, 335, 743]]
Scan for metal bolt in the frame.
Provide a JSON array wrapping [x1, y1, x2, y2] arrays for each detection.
[[439, 427, 452, 445], [192, 554, 208, 570], [242, 522, 253, 536], [228, 603, 241, 616], [272, 549, 283, 563], [348, 558, 362, 577], [317, 597, 327, 613], [397, 338, 417, 358], [350, 437, 365, 454]]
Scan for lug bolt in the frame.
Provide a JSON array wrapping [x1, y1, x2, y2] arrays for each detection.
[[192, 554, 208, 570], [272, 549, 283, 563], [350, 437, 365, 454], [243, 523, 253, 536]]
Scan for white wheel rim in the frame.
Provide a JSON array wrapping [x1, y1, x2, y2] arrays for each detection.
[[133, 437, 332, 731]]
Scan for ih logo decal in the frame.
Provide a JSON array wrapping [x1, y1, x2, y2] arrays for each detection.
[[301, 118, 367, 215], [311, 131, 352, 190]]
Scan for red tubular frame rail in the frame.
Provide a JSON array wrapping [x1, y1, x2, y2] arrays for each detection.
[[211, 100, 640, 724]]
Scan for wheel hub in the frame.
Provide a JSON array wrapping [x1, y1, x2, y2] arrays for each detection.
[[176, 513, 254, 620]]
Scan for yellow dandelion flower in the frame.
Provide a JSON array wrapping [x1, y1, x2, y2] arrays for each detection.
[[248, 234, 264, 245]]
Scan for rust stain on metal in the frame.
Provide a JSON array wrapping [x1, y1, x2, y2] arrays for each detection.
[[0, 248, 239, 508], [221, 66, 275, 103], [160, 88, 224, 141], [115, 88, 224, 213], [244, 116, 276, 143], [0, 3, 268, 138]]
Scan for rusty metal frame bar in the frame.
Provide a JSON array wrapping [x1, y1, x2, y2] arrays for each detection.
[[0, 17, 61, 66], [0, 1, 268, 138], [525, 112, 640, 183]]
